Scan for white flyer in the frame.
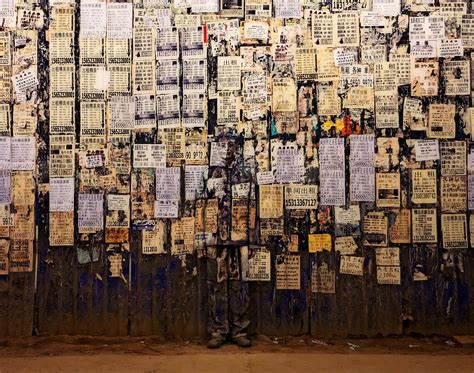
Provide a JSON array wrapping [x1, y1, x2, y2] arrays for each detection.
[[50, 178, 75, 212], [319, 138, 345, 206], [133, 144, 166, 168]]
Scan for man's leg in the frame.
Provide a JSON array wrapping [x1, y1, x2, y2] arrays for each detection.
[[228, 248, 251, 347], [207, 247, 229, 348]]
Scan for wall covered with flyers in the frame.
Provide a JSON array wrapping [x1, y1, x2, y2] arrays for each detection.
[[1, 0, 474, 337]]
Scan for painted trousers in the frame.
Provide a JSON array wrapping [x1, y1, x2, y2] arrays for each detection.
[[207, 246, 250, 340]]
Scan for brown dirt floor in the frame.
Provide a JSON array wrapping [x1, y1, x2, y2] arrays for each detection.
[[0, 335, 473, 372]]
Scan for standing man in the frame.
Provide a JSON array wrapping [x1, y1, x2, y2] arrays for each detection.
[[205, 135, 252, 349]]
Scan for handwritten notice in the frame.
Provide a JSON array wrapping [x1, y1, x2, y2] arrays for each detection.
[[276, 254, 300, 290]]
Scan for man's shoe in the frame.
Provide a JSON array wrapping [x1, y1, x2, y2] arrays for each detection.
[[207, 337, 225, 349], [235, 336, 252, 348]]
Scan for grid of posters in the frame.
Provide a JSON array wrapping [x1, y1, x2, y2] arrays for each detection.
[[0, 0, 473, 303]]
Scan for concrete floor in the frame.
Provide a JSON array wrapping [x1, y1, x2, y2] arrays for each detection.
[[1, 353, 474, 373], [0, 336, 474, 372]]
